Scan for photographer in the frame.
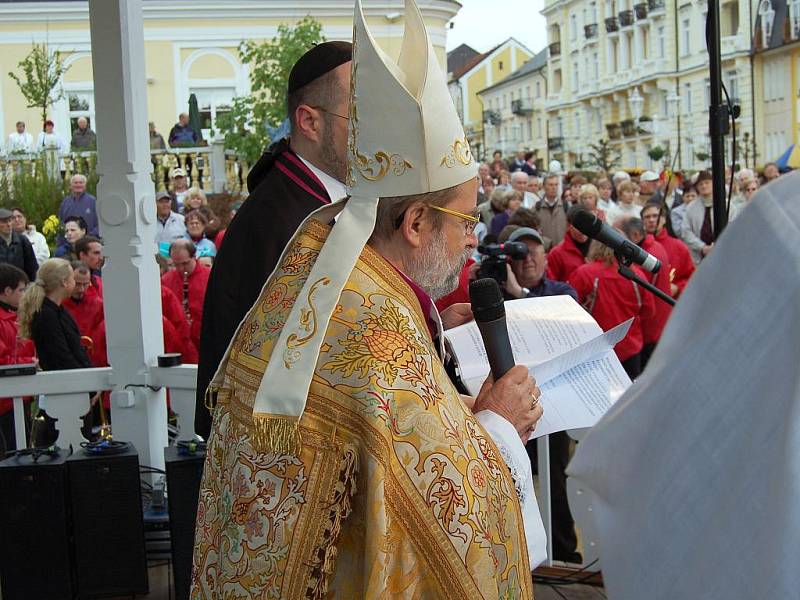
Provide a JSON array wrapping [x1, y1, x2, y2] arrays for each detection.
[[498, 226, 578, 302]]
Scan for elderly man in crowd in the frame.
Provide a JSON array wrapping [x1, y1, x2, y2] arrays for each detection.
[[161, 239, 209, 354], [0, 208, 37, 281], [682, 170, 715, 264], [155, 190, 188, 245], [511, 170, 538, 208], [11, 207, 49, 265], [535, 172, 569, 243], [168, 112, 198, 146], [71, 117, 96, 150], [58, 174, 99, 237], [638, 170, 662, 204]]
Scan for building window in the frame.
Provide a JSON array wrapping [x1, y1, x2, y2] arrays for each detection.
[[683, 82, 692, 114], [190, 87, 235, 139], [498, 60, 504, 71], [681, 17, 691, 56], [759, 1, 775, 43], [572, 60, 580, 90], [657, 26, 666, 58], [67, 91, 95, 138], [659, 90, 669, 117], [791, 0, 800, 39], [536, 81, 541, 97], [537, 117, 543, 137], [704, 78, 710, 107], [570, 14, 578, 40], [593, 52, 600, 79], [725, 70, 739, 101]]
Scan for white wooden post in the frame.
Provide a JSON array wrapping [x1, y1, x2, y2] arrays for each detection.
[[88, 0, 167, 471]]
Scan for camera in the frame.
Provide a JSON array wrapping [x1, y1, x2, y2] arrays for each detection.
[[477, 242, 528, 284]]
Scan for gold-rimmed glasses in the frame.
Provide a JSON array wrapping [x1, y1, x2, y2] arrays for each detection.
[[427, 204, 480, 235]]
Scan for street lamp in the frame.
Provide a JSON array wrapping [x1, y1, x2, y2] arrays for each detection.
[[667, 90, 682, 169]]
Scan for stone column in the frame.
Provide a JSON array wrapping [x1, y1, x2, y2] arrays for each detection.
[[89, 0, 167, 470]]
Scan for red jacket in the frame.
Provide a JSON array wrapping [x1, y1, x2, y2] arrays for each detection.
[[161, 285, 197, 363], [640, 235, 672, 345], [161, 264, 211, 354], [435, 258, 474, 313], [655, 229, 695, 296], [63, 294, 105, 341], [568, 259, 656, 361], [547, 234, 587, 282], [0, 304, 36, 415]]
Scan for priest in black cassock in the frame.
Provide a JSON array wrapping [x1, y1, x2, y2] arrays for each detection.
[[195, 42, 352, 438]]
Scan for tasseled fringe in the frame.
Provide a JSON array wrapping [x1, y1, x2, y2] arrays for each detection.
[[251, 413, 302, 455]]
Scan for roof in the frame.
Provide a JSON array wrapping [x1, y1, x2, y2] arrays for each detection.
[[476, 48, 547, 95], [447, 43, 480, 75], [448, 42, 500, 81]]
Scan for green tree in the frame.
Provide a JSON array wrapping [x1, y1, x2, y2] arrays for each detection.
[[215, 17, 326, 164], [587, 139, 621, 172], [8, 42, 70, 131]]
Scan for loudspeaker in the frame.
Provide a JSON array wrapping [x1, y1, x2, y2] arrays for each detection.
[[0, 449, 74, 600], [165, 445, 206, 600], [67, 443, 149, 598]]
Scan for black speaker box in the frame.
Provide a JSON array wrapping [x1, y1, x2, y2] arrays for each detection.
[[0, 450, 74, 600], [165, 445, 205, 600], [67, 444, 149, 598]]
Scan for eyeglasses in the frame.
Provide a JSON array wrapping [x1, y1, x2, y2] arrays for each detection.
[[427, 204, 480, 235], [308, 105, 349, 121]]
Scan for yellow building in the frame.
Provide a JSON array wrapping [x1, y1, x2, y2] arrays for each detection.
[[752, 0, 800, 165], [0, 0, 460, 148], [477, 50, 549, 164], [447, 37, 534, 159]]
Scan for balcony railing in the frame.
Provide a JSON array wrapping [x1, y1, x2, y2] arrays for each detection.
[[621, 119, 637, 137], [634, 3, 648, 19], [584, 23, 598, 39], [482, 110, 502, 126], [511, 98, 534, 115], [605, 17, 619, 33], [647, 0, 665, 13], [606, 122, 622, 140], [548, 137, 564, 151], [0, 145, 251, 196], [549, 41, 562, 57], [619, 10, 634, 27]]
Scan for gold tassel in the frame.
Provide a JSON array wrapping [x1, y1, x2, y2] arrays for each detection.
[[251, 413, 302, 455]]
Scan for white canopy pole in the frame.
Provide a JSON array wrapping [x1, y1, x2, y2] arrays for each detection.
[[89, 0, 167, 470]]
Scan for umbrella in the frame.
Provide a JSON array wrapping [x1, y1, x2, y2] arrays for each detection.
[[188, 93, 204, 144], [775, 144, 800, 170]]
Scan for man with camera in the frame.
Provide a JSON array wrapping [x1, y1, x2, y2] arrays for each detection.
[[497, 226, 578, 302]]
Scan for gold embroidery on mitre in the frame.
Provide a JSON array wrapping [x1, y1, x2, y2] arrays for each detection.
[[440, 136, 473, 168], [283, 276, 330, 369]]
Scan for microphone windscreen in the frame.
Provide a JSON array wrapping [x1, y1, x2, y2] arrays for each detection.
[[571, 209, 603, 237], [469, 278, 505, 322]]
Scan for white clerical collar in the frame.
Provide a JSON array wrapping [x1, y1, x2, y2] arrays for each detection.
[[297, 155, 348, 202]]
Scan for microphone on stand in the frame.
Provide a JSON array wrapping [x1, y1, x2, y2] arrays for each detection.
[[572, 209, 662, 273], [469, 278, 515, 379]]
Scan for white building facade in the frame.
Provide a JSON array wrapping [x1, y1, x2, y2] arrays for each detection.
[[542, 0, 755, 172]]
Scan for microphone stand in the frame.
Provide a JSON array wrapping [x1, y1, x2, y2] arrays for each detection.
[[615, 252, 676, 307]]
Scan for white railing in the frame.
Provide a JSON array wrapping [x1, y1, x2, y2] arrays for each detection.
[[4, 364, 198, 455]]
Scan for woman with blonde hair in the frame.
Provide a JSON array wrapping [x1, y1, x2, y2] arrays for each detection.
[[578, 183, 606, 221], [18, 258, 91, 371], [568, 240, 656, 379], [607, 180, 642, 225], [183, 186, 208, 213]]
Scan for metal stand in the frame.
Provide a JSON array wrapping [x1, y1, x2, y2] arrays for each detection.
[[706, 0, 729, 239], [616, 254, 676, 307]]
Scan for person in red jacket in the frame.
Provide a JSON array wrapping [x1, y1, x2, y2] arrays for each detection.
[[642, 203, 695, 298], [62, 262, 104, 356], [0, 264, 36, 452], [619, 217, 672, 368], [547, 206, 590, 282], [568, 240, 656, 379], [161, 239, 210, 354], [161, 285, 197, 363]]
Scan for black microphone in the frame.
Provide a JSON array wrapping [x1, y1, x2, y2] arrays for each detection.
[[572, 209, 661, 273], [469, 278, 515, 380]]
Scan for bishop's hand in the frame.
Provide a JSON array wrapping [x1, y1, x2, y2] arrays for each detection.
[[473, 365, 543, 441]]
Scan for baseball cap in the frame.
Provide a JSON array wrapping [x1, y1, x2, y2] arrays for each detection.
[[0, 208, 13, 220], [171, 167, 186, 178], [640, 170, 659, 182], [155, 190, 171, 201], [507, 227, 544, 246]]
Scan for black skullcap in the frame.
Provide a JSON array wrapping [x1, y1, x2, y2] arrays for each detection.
[[288, 41, 353, 94]]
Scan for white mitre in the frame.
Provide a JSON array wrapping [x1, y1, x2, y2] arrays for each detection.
[[244, 0, 476, 450]]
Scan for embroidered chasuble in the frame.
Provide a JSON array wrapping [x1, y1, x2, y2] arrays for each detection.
[[191, 219, 533, 599]]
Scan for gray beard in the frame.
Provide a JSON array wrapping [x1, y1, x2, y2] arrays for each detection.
[[406, 228, 471, 301]]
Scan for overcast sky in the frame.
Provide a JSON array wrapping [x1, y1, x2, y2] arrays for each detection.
[[445, 0, 548, 54]]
